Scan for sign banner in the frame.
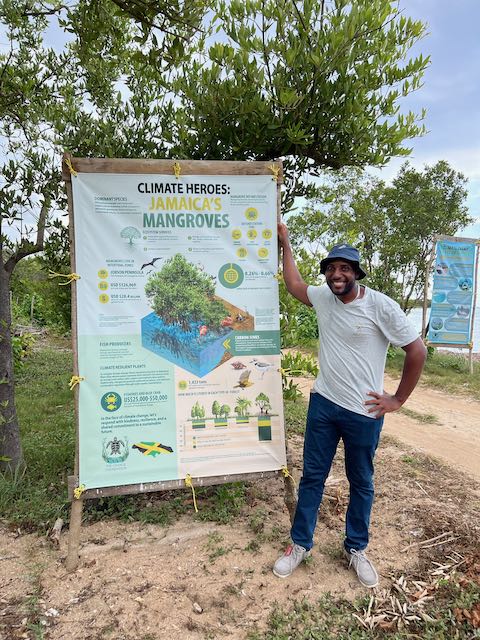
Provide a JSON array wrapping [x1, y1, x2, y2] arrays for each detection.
[[428, 239, 477, 345], [71, 168, 286, 490]]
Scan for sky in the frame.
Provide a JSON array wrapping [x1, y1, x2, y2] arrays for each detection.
[[373, 0, 480, 236]]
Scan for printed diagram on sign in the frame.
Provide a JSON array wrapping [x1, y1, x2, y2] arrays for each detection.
[[141, 254, 253, 377], [177, 352, 282, 454], [185, 389, 276, 443]]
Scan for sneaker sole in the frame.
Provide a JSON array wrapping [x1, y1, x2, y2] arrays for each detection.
[[357, 576, 379, 588], [272, 568, 292, 578]]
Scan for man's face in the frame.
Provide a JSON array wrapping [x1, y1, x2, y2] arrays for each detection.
[[324, 260, 358, 297]]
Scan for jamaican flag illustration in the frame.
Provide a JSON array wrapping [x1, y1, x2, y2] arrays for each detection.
[[132, 442, 174, 456]]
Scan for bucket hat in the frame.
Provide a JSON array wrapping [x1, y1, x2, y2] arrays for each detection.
[[320, 243, 367, 280]]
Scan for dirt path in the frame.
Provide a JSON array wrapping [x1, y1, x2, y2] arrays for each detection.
[[2, 374, 480, 639], [293, 374, 480, 481]]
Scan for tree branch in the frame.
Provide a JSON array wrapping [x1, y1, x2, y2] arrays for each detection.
[[4, 198, 50, 273]]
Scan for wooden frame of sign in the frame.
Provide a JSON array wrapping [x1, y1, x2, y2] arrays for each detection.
[[423, 234, 479, 374], [62, 154, 296, 571]]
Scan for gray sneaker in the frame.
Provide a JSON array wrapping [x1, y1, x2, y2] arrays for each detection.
[[344, 548, 379, 587], [273, 543, 310, 578]]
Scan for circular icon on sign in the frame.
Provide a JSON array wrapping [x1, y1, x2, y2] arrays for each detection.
[[99, 294, 110, 304], [98, 269, 108, 279], [178, 380, 188, 391], [458, 277, 472, 291], [101, 391, 122, 412], [218, 263, 245, 289], [247, 229, 257, 240], [258, 248, 269, 258], [231, 229, 242, 240], [98, 281, 109, 291], [262, 229, 272, 240], [431, 317, 443, 331], [245, 207, 259, 221], [237, 247, 248, 258]]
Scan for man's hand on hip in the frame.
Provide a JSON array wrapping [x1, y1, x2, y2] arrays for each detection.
[[365, 391, 402, 418]]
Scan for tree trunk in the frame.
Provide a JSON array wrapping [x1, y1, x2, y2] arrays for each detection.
[[0, 266, 24, 472]]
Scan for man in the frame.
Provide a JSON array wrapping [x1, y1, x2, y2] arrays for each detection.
[[274, 223, 426, 588]]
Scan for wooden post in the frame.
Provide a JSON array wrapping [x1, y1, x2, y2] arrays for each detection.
[[283, 447, 297, 525], [65, 497, 83, 572], [30, 294, 35, 323], [422, 246, 435, 339], [467, 242, 480, 373], [64, 154, 82, 570]]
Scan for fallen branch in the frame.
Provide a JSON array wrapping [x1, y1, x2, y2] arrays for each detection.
[[401, 530, 453, 553]]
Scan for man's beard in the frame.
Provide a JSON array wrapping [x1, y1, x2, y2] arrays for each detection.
[[327, 279, 357, 297]]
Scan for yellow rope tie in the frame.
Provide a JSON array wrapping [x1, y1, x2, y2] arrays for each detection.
[[173, 161, 181, 179], [273, 270, 283, 281], [48, 270, 81, 286], [69, 375, 85, 391], [281, 466, 296, 488], [268, 163, 280, 182], [184, 473, 198, 513], [65, 157, 78, 177], [73, 484, 86, 499]]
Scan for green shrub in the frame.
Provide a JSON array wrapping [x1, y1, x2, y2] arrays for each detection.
[[12, 333, 36, 373]]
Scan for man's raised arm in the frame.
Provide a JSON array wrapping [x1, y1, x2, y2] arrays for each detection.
[[278, 222, 311, 306]]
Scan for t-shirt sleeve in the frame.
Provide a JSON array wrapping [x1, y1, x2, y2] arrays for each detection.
[[376, 296, 420, 347], [307, 284, 327, 310]]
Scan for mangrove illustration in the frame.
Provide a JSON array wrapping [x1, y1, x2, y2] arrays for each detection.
[[142, 254, 238, 377], [120, 226, 141, 245], [255, 392, 272, 415], [145, 254, 227, 332]]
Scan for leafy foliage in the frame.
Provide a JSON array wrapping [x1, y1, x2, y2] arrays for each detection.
[[175, 0, 429, 207], [145, 254, 227, 331], [288, 162, 471, 309], [11, 333, 35, 373], [281, 351, 319, 401]]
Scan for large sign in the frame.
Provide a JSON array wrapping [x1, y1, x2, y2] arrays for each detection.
[[70, 162, 286, 490], [428, 239, 477, 346]]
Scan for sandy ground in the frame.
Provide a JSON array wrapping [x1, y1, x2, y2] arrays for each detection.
[[293, 374, 480, 482], [1, 378, 480, 640]]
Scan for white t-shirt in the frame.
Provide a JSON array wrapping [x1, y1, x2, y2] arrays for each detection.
[[307, 284, 419, 417]]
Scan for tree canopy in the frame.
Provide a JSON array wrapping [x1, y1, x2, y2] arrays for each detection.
[[287, 161, 471, 310]]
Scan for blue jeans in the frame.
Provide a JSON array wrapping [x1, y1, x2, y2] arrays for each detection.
[[291, 393, 383, 552]]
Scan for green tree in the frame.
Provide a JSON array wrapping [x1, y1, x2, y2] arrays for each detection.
[[174, 0, 429, 206], [288, 162, 470, 310], [255, 393, 271, 415], [234, 397, 252, 417], [191, 401, 205, 418], [211, 400, 221, 418], [219, 404, 230, 418], [145, 254, 227, 331]]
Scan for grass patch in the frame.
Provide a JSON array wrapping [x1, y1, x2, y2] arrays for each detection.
[[284, 397, 308, 435], [386, 347, 480, 397], [248, 579, 480, 640], [399, 407, 440, 424], [0, 347, 75, 530]]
